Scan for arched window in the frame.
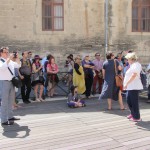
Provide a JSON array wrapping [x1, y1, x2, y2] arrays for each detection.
[[132, 0, 150, 32], [42, 0, 64, 31]]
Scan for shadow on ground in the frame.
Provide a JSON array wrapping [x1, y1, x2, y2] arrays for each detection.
[[136, 121, 150, 131], [14, 96, 150, 116], [2, 123, 30, 138]]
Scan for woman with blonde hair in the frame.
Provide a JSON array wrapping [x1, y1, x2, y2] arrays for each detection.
[[124, 52, 143, 122], [73, 56, 85, 94]]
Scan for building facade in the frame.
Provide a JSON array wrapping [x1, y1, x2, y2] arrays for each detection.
[[0, 0, 149, 65]]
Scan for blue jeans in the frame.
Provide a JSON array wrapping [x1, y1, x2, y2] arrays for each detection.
[[43, 72, 47, 95]]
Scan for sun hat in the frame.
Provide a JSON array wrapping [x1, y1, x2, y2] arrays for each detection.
[[34, 55, 41, 60]]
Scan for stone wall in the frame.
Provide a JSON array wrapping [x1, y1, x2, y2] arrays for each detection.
[[0, 0, 106, 70], [109, 0, 150, 64], [0, 0, 149, 68]]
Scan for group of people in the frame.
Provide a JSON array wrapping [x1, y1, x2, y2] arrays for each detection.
[[0, 46, 150, 125], [68, 51, 150, 123], [66, 53, 104, 96], [66, 53, 104, 108], [0, 47, 60, 125]]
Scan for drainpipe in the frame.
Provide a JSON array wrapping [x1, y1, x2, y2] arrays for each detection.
[[104, 0, 108, 59]]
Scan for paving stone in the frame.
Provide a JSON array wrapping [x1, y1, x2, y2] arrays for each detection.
[[0, 97, 150, 150]]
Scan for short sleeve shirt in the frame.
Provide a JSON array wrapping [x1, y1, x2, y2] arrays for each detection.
[[123, 62, 143, 90]]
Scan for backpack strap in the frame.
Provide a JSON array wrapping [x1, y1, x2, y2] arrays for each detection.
[[0, 58, 5, 63], [28, 59, 32, 72], [114, 60, 117, 75], [0, 59, 14, 76]]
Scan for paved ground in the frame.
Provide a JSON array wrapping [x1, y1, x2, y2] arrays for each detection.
[[1, 95, 150, 150]]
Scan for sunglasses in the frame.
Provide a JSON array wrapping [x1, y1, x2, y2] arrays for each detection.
[[3, 51, 9, 54], [96, 55, 100, 56]]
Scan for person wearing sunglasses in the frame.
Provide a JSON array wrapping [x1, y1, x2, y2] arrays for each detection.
[[92, 53, 104, 95], [0, 47, 21, 125]]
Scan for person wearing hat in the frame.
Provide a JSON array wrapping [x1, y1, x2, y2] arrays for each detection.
[[124, 52, 143, 122], [67, 85, 86, 108], [31, 55, 44, 102]]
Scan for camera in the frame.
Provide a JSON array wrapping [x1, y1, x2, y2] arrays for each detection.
[[66, 60, 69, 65], [13, 52, 17, 58]]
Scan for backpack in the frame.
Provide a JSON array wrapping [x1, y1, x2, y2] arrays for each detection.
[[20, 59, 32, 75], [140, 70, 147, 89]]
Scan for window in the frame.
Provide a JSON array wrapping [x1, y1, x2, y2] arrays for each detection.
[[132, 0, 150, 32], [42, 0, 64, 31]]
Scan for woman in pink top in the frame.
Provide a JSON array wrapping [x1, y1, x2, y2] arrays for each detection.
[[47, 56, 59, 97]]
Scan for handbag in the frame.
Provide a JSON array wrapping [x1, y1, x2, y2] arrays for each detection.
[[39, 75, 45, 82], [12, 76, 22, 88], [0, 59, 22, 88], [97, 70, 103, 79], [31, 73, 39, 82], [114, 60, 123, 87], [8, 67, 22, 88]]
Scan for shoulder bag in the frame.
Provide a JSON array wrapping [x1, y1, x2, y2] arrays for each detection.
[[0, 59, 22, 88], [114, 60, 123, 87], [8, 67, 22, 88]]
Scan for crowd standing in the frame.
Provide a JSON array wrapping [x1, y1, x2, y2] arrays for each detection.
[[0, 47, 149, 126]]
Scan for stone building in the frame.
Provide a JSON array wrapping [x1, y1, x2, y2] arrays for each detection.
[[0, 0, 149, 66]]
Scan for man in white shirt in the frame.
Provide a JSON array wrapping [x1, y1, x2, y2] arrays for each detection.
[[0, 47, 21, 125]]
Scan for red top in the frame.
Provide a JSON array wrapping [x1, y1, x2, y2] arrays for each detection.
[[47, 63, 59, 74]]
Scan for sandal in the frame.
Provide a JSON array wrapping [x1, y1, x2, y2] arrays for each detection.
[[36, 99, 41, 102], [107, 108, 112, 110], [39, 98, 44, 102], [120, 107, 127, 110]]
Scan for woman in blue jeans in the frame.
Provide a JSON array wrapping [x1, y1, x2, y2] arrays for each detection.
[[124, 52, 143, 122]]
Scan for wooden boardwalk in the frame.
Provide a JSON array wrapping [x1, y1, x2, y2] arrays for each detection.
[[1, 96, 150, 150]]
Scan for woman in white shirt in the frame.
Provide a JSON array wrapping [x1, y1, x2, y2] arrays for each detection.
[[124, 53, 143, 122]]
